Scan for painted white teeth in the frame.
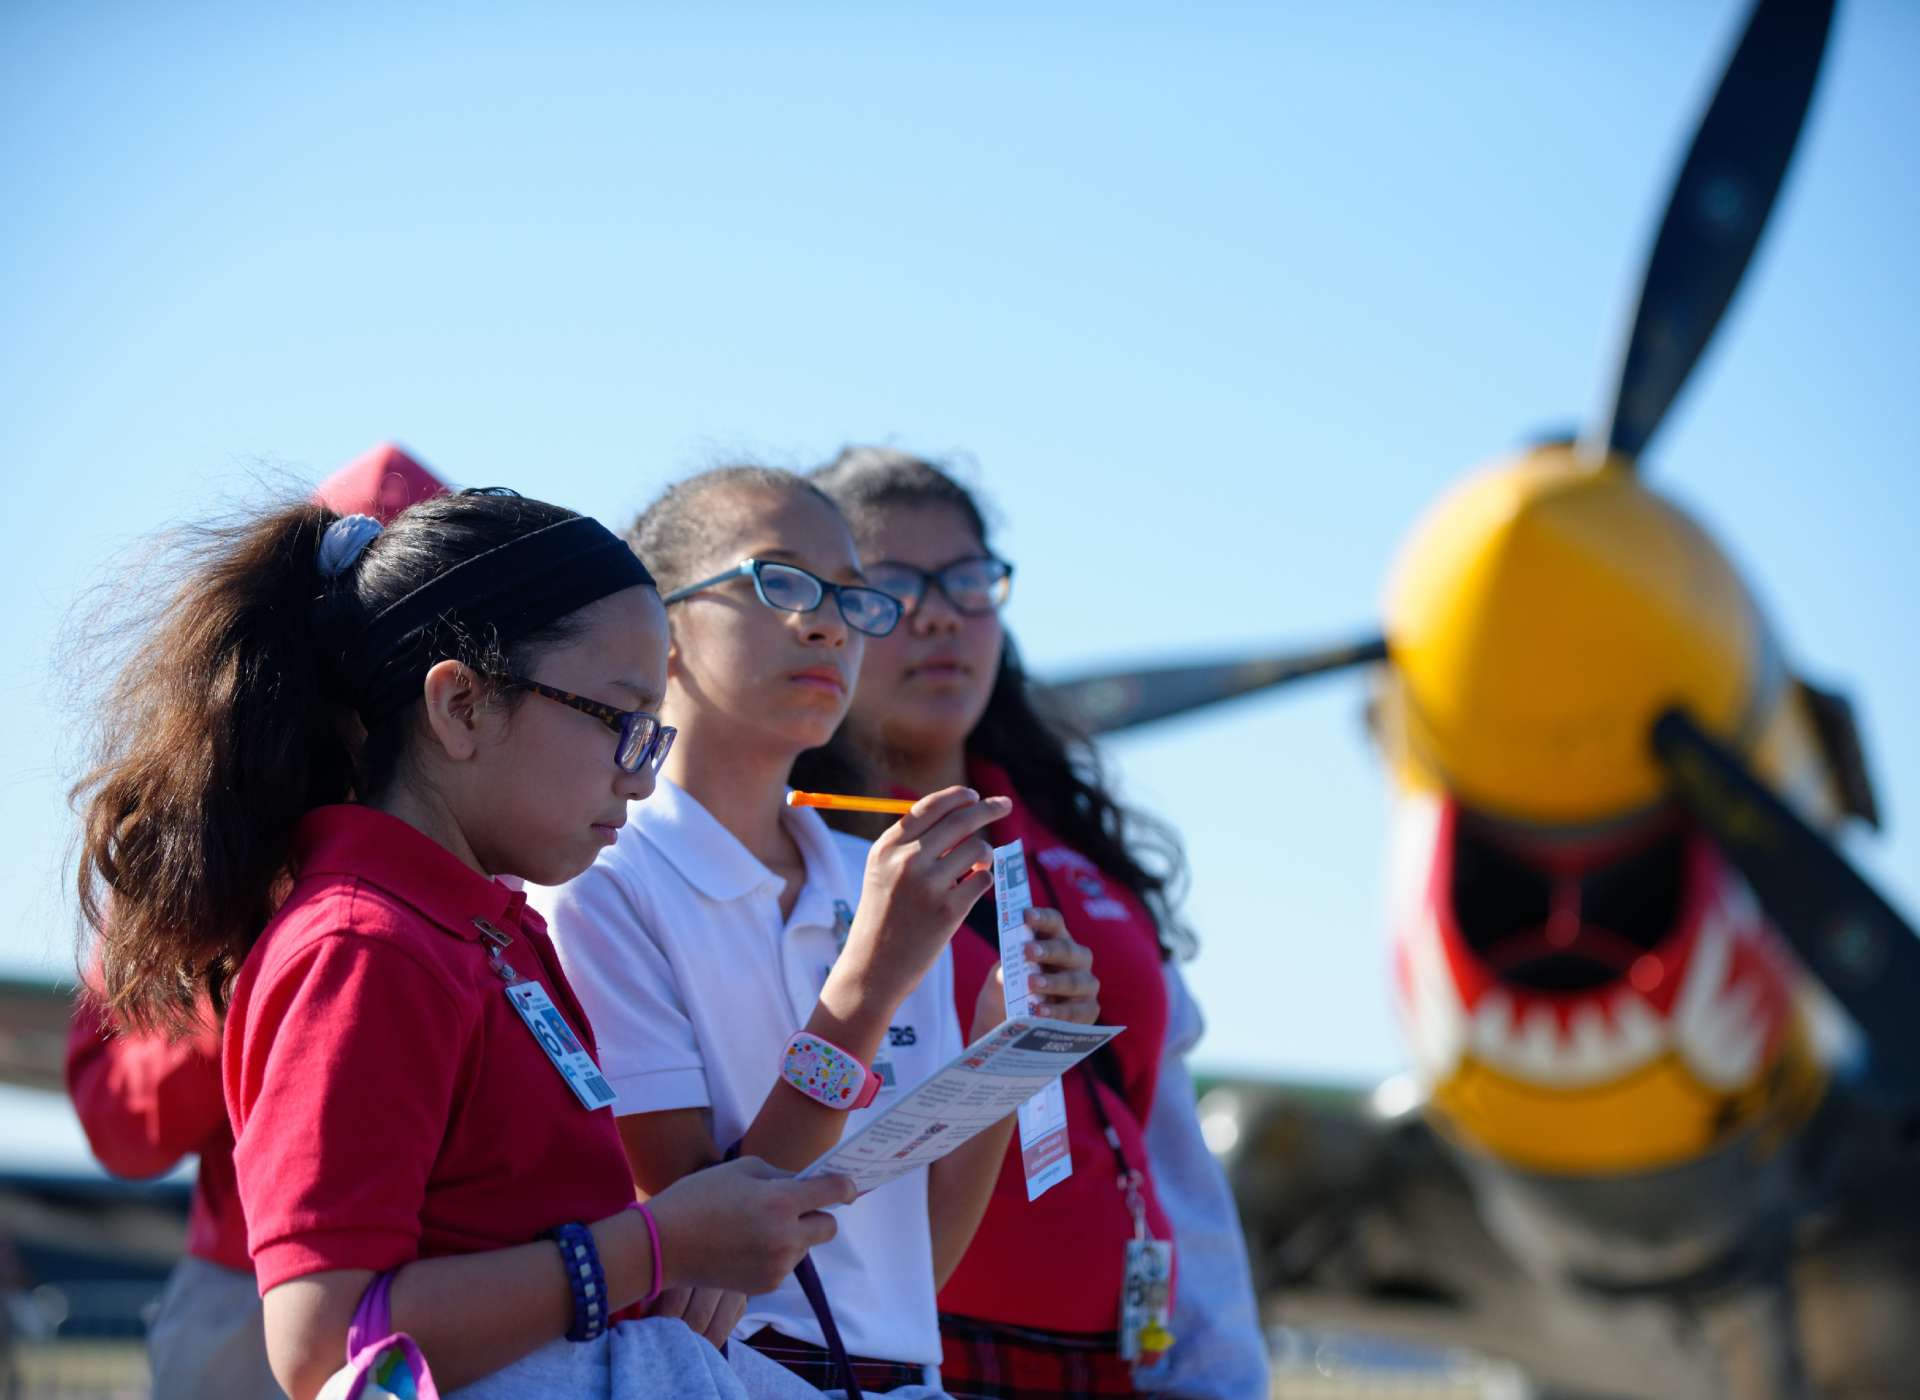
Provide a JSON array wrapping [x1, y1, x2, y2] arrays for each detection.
[[1513, 1005, 1562, 1080], [1401, 902, 1468, 1080], [1720, 979, 1763, 1034], [1566, 1005, 1611, 1077], [1386, 797, 1444, 929], [1673, 908, 1731, 1041], [1679, 974, 1767, 1088], [1442, 977, 1673, 1087], [1470, 989, 1515, 1059], [1610, 993, 1664, 1065], [1672, 886, 1773, 1090]]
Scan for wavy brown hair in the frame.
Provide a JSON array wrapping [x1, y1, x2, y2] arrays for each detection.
[[72, 488, 584, 1033]]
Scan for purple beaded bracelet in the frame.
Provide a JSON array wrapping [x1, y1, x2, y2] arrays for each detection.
[[545, 1220, 608, 1342]]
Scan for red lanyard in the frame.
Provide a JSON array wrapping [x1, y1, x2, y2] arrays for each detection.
[[962, 858, 1139, 1186]]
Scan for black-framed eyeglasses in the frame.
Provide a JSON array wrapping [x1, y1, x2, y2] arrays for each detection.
[[661, 558, 904, 638], [490, 675, 677, 774], [864, 555, 1013, 617]]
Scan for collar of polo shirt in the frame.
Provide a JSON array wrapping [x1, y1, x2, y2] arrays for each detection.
[[636, 778, 846, 922]]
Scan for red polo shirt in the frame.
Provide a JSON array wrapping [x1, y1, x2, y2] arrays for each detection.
[[225, 805, 639, 1295], [66, 990, 251, 1271], [937, 759, 1174, 1334]]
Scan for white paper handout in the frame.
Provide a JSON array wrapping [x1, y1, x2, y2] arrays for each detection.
[[993, 838, 1078, 1200], [799, 1013, 1123, 1196]]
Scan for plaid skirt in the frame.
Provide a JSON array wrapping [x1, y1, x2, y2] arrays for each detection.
[[743, 1326, 932, 1394], [937, 1314, 1147, 1398]]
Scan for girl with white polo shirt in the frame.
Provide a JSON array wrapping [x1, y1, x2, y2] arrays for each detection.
[[540, 467, 1101, 1394]]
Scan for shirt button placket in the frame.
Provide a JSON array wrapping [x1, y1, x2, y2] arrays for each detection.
[[775, 891, 816, 1022]]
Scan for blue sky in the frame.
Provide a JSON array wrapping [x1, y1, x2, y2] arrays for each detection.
[[2, 0, 1914, 1082]]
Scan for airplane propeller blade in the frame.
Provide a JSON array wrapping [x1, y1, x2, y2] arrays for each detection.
[[1043, 637, 1388, 736], [1651, 707, 1920, 1102], [1587, 0, 1835, 465]]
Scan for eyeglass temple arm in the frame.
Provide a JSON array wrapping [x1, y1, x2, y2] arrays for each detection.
[[661, 561, 754, 604]]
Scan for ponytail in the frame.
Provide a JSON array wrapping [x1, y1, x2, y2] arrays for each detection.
[[73, 486, 644, 1032], [73, 501, 357, 1034]]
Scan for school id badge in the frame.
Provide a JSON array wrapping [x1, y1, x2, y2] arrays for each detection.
[[1118, 1236, 1175, 1364], [505, 980, 618, 1112]]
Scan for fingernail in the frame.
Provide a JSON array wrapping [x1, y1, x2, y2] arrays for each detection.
[[1030, 975, 1048, 991]]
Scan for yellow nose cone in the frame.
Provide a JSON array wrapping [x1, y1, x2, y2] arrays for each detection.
[[1382, 445, 1772, 825]]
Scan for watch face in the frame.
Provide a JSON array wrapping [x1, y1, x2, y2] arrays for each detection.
[[785, 1033, 867, 1107]]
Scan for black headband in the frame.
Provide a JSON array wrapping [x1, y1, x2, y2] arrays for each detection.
[[339, 515, 655, 719]]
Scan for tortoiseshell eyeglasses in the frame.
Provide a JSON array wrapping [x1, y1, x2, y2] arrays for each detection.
[[488, 675, 676, 775]]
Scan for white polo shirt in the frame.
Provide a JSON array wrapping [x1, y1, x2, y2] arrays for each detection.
[[531, 778, 960, 1364]]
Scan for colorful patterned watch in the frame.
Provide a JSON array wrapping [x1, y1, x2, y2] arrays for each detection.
[[781, 1031, 881, 1110]]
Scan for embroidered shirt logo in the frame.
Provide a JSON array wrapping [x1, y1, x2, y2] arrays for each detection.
[[1041, 848, 1131, 921]]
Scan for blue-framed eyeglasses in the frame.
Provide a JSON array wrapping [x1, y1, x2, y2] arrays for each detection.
[[662, 558, 904, 638], [488, 675, 677, 774], [864, 555, 1013, 617]]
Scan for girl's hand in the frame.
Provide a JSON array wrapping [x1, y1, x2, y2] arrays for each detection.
[[839, 787, 1011, 1006], [1022, 908, 1100, 1024], [645, 1286, 747, 1349], [968, 964, 1007, 1042], [647, 1156, 854, 1297]]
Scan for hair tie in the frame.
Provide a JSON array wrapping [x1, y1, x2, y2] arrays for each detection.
[[318, 514, 383, 579]]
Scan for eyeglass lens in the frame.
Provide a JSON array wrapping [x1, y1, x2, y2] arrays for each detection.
[[617, 715, 674, 773], [867, 558, 1011, 615], [754, 562, 901, 637]]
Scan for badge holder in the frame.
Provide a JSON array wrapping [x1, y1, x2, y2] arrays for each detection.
[[1018, 863, 1176, 1366], [475, 917, 618, 1112], [1116, 1160, 1175, 1364]]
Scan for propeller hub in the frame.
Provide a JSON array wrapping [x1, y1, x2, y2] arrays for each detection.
[[1380, 443, 1774, 825]]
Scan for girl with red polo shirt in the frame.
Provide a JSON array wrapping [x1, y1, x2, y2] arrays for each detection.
[[65, 441, 446, 1400], [801, 450, 1268, 1399], [73, 486, 860, 1400]]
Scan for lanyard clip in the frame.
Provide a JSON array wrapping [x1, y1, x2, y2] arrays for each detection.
[[1118, 1165, 1149, 1239], [473, 918, 519, 983]]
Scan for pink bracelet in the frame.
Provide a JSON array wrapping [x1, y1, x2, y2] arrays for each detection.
[[625, 1200, 664, 1308]]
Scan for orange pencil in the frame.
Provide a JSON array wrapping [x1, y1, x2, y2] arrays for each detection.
[[786, 790, 916, 815]]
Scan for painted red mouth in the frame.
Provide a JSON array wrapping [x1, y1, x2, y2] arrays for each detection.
[[1392, 796, 1796, 1091]]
